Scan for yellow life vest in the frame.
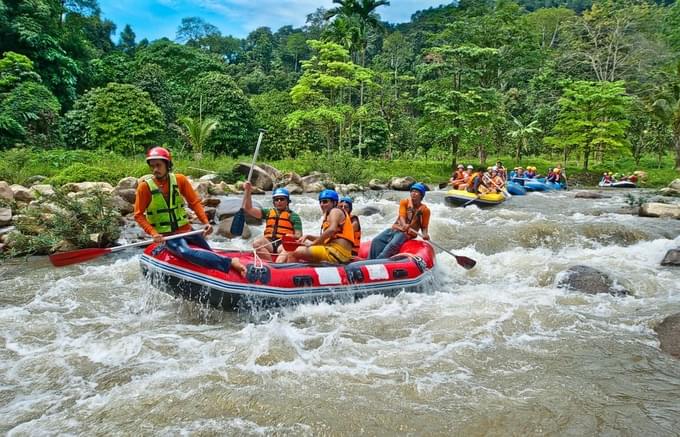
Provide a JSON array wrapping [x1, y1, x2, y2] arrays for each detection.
[[144, 173, 189, 234]]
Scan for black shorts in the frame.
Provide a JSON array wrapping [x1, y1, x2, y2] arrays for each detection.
[[268, 238, 282, 252]]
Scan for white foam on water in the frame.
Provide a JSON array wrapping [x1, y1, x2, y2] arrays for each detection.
[[2, 190, 680, 434]]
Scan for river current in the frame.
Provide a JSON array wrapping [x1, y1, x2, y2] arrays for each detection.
[[1, 188, 679, 435]]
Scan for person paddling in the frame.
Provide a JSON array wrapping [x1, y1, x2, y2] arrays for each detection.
[[369, 183, 430, 259], [242, 181, 302, 261], [134, 147, 245, 276]]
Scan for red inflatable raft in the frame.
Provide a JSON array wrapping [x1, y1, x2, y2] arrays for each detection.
[[140, 240, 436, 310]]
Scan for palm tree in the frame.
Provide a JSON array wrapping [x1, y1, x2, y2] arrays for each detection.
[[324, 0, 390, 66], [324, 0, 390, 157], [652, 62, 680, 170], [509, 117, 542, 161], [180, 116, 218, 158]]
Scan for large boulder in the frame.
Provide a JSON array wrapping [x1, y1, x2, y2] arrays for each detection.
[[233, 163, 273, 191], [368, 179, 388, 190], [659, 188, 680, 197], [30, 184, 55, 197], [303, 182, 325, 193], [113, 188, 137, 204], [111, 195, 134, 215], [660, 179, 680, 197], [234, 181, 264, 195], [654, 313, 680, 359], [389, 176, 416, 191], [639, 203, 680, 219], [258, 163, 282, 180], [0, 181, 14, 202], [661, 249, 680, 266], [0, 207, 11, 226], [300, 172, 330, 187], [199, 173, 222, 183], [574, 191, 606, 199], [556, 265, 630, 296], [202, 197, 221, 208], [61, 182, 114, 193], [216, 216, 252, 239], [285, 183, 304, 195], [10, 184, 34, 202], [191, 181, 212, 197], [336, 183, 363, 193], [215, 197, 263, 226], [116, 177, 138, 190], [356, 205, 381, 216], [277, 171, 304, 188], [210, 182, 231, 195]]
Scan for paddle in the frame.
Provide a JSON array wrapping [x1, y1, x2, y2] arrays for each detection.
[[230, 128, 266, 237], [461, 194, 480, 207], [282, 234, 302, 252], [419, 235, 476, 270], [48, 229, 204, 267], [484, 174, 511, 198]]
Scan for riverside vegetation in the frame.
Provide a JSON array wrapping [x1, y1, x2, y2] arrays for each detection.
[[2, 0, 680, 257]]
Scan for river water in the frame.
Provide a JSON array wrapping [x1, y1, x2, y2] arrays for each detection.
[[1, 189, 680, 435]]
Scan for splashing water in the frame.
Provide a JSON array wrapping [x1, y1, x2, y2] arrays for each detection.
[[1, 189, 679, 435]]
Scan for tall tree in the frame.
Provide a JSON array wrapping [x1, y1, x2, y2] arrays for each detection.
[[545, 80, 632, 169], [118, 24, 136, 55], [324, 0, 390, 156], [652, 62, 680, 170], [176, 17, 220, 45]]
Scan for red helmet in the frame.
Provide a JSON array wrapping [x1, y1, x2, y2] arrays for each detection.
[[146, 146, 172, 163]]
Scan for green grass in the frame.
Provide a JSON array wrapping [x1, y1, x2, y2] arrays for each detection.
[[0, 147, 677, 188]]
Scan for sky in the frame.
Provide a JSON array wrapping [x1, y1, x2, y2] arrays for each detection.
[[99, 0, 451, 42]]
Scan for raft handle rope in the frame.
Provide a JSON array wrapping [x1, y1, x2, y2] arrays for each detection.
[[251, 238, 282, 268]]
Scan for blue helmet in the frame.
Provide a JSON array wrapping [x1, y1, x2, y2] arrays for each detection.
[[339, 196, 353, 211], [272, 187, 290, 200], [410, 182, 427, 198], [318, 189, 339, 202]]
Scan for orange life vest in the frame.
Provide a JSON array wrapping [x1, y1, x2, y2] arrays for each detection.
[[264, 209, 295, 240], [394, 199, 426, 238], [350, 215, 361, 256], [321, 208, 355, 246]]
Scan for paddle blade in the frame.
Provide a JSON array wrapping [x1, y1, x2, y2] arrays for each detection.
[[230, 209, 246, 236], [454, 255, 476, 270], [48, 247, 112, 267], [282, 235, 300, 252]]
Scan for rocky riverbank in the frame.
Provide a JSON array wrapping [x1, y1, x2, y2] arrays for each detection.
[[1, 164, 679, 256]]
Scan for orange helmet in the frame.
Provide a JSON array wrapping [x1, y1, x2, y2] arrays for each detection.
[[146, 147, 173, 169]]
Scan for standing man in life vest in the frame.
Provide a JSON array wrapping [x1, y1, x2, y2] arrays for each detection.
[[242, 181, 302, 261], [369, 183, 430, 259], [282, 189, 355, 264], [134, 147, 245, 276], [339, 196, 361, 257]]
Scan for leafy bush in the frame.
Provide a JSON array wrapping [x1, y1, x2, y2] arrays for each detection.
[[48, 163, 120, 186], [63, 83, 164, 154], [6, 189, 121, 256]]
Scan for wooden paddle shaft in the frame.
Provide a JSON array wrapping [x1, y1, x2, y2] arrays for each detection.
[[246, 129, 267, 183]]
